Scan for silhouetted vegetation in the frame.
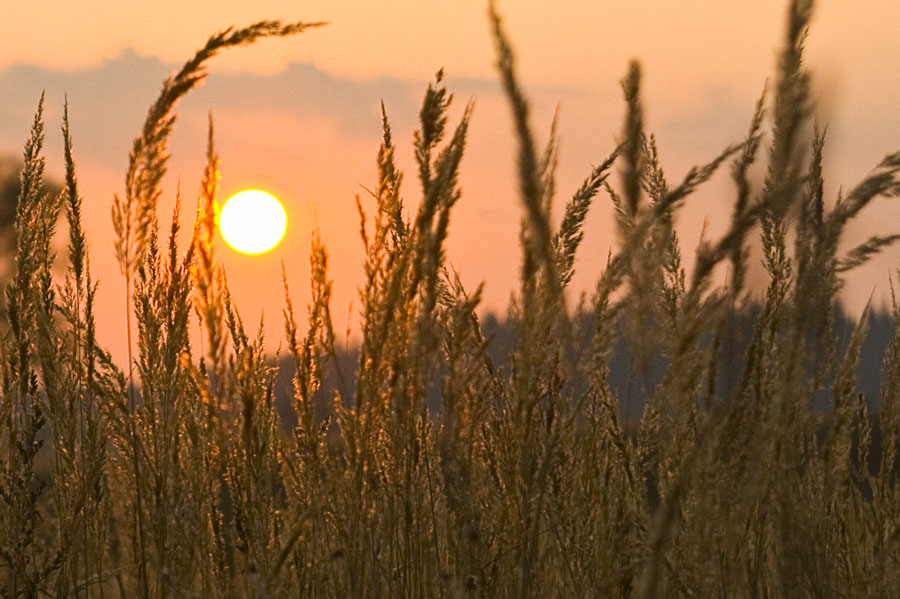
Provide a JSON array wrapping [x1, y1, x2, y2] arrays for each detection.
[[4, 1, 900, 597]]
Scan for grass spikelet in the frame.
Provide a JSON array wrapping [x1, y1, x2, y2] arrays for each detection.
[[193, 115, 226, 376], [5, 3, 900, 596], [112, 20, 324, 279], [762, 0, 813, 221], [728, 84, 767, 295], [554, 146, 619, 287], [1, 93, 56, 599], [621, 62, 644, 221], [489, 2, 559, 300]]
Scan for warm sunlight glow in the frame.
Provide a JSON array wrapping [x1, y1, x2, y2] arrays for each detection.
[[219, 189, 287, 255]]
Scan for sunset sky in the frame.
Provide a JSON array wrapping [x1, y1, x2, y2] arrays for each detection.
[[2, 0, 900, 360]]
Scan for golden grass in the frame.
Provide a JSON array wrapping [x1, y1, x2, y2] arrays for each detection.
[[3, 2, 900, 597]]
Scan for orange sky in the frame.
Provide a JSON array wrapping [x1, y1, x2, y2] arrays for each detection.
[[2, 1, 900, 361]]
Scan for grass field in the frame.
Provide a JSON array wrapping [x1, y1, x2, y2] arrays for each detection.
[[3, 1, 900, 597]]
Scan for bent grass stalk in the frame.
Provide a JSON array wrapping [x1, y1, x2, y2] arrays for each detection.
[[3, 1, 900, 597]]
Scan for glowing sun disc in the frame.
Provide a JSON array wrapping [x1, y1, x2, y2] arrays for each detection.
[[219, 189, 287, 255]]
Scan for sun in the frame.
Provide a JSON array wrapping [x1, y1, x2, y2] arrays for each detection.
[[219, 189, 288, 255]]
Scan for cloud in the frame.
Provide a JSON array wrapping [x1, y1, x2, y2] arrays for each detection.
[[0, 48, 427, 168], [0, 48, 611, 167]]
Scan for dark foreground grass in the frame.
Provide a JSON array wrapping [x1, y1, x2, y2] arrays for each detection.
[[3, 1, 900, 597]]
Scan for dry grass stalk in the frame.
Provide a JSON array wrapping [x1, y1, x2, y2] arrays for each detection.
[[4, 2, 900, 597]]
